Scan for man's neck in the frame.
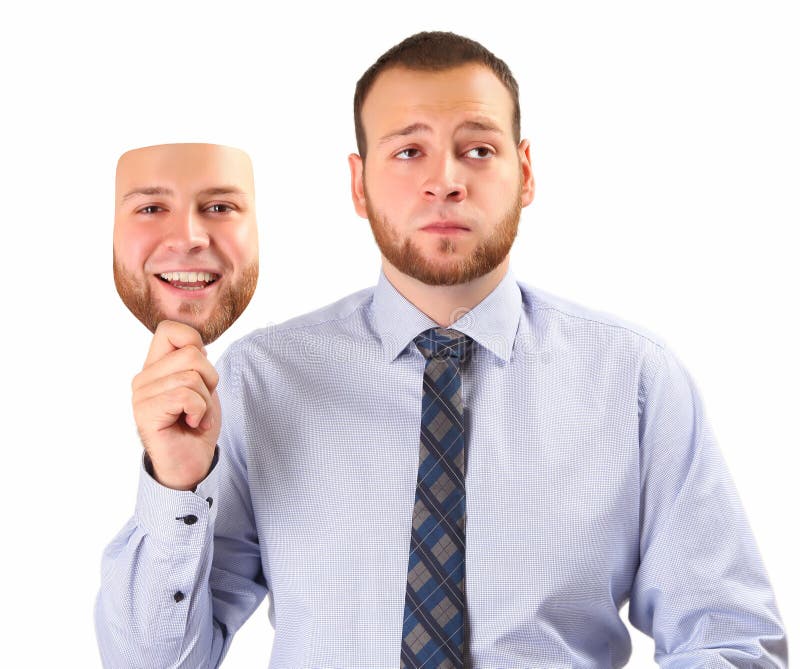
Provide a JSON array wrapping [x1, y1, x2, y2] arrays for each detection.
[[382, 258, 510, 327]]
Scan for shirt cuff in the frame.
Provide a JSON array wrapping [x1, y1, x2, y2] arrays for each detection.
[[135, 448, 220, 545]]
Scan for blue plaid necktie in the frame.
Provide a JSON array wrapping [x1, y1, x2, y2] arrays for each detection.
[[401, 327, 473, 669]]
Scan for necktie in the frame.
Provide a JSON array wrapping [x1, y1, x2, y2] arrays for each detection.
[[401, 327, 473, 669]]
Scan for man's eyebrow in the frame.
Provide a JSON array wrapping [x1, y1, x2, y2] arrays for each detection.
[[121, 186, 174, 201], [378, 122, 432, 145], [377, 118, 504, 146], [456, 118, 503, 134]]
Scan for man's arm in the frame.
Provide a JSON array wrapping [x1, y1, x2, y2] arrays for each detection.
[[94, 322, 268, 667], [629, 345, 787, 667]]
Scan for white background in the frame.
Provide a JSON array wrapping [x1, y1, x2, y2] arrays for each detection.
[[1, 0, 797, 666]]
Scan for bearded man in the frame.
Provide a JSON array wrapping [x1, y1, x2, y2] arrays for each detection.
[[96, 33, 786, 668]]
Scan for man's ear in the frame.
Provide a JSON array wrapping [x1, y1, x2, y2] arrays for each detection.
[[348, 153, 368, 219], [518, 139, 535, 207]]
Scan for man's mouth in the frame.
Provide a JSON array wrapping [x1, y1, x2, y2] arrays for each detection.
[[157, 271, 221, 291], [421, 221, 471, 234]]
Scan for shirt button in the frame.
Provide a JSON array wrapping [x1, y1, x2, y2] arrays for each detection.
[[182, 514, 198, 525], [206, 497, 213, 508], [173, 591, 185, 603]]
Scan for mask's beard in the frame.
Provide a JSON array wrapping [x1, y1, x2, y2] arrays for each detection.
[[364, 182, 522, 286], [112, 255, 258, 344]]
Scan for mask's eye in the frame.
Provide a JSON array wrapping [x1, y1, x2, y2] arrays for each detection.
[[395, 148, 421, 160], [137, 205, 165, 215], [465, 146, 493, 159], [204, 203, 235, 214]]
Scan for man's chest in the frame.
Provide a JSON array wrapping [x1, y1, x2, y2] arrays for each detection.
[[239, 352, 642, 665]]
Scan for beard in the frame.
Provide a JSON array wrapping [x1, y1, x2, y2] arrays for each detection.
[[112, 255, 258, 344], [364, 184, 523, 287]]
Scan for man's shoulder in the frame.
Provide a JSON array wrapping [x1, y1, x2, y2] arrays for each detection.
[[516, 280, 668, 351], [222, 285, 376, 358]]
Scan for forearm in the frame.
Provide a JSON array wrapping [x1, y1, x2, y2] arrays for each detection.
[[95, 458, 225, 669], [631, 345, 787, 667]]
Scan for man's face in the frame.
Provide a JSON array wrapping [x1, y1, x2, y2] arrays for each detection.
[[349, 64, 534, 286], [113, 143, 258, 344]]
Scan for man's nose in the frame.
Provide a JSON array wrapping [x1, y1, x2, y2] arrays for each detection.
[[421, 153, 467, 203], [163, 209, 210, 253]]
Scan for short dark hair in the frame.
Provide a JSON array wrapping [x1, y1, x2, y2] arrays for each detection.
[[353, 31, 520, 157]]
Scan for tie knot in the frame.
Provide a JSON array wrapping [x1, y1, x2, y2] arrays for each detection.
[[414, 327, 473, 362]]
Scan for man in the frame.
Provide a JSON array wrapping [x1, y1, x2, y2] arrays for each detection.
[[96, 33, 787, 667], [113, 143, 259, 345]]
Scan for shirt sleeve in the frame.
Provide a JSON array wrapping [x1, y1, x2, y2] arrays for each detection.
[[629, 344, 788, 667], [94, 344, 268, 668]]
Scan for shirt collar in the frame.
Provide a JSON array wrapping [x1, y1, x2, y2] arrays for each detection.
[[371, 267, 523, 363]]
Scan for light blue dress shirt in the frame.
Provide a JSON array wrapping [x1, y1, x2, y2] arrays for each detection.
[[95, 268, 787, 668]]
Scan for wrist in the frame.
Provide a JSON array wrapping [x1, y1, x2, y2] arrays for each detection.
[[144, 448, 218, 491]]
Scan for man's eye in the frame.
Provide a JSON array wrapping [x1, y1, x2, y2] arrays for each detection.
[[395, 148, 421, 160], [205, 203, 234, 214], [465, 146, 493, 159], [138, 205, 165, 215]]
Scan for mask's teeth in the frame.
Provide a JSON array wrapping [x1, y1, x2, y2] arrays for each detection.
[[159, 271, 218, 283]]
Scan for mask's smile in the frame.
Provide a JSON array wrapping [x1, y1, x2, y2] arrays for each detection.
[[155, 271, 221, 293]]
